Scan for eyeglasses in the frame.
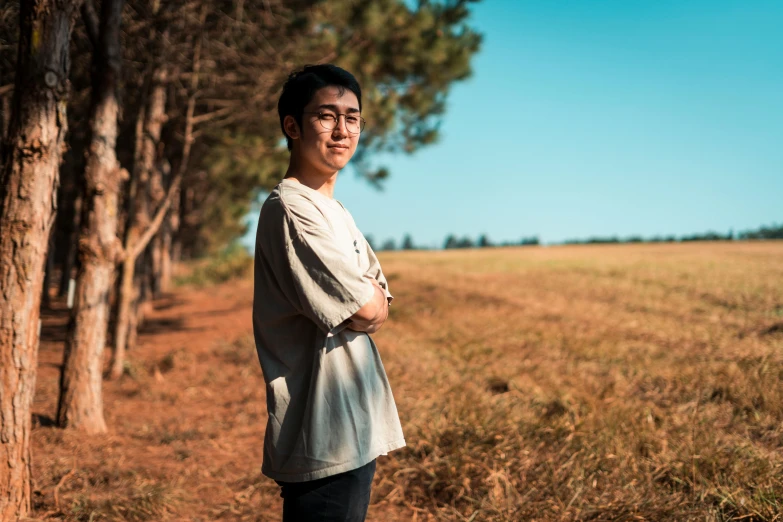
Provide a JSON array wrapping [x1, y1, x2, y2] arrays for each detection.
[[303, 111, 366, 134]]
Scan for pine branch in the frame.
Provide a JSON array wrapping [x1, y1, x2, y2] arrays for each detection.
[[126, 171, 182, 261]]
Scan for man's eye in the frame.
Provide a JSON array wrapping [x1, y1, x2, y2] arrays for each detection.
[[320, 113, 337, 121], [346, 117, 359, 124]]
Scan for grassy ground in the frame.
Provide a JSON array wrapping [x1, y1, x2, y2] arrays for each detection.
[[30, 242, 783, 521]]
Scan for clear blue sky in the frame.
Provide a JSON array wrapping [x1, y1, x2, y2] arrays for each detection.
[[249, 0, 783, 249]]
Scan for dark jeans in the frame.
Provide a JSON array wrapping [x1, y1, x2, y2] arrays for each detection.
[[275, 459, 377, 522]]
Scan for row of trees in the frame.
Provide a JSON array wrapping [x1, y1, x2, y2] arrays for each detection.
[[738, 223, 783, 240], [0, 0, 481, 517], [370, 223, 783, 252], [563, 223, 783, 245], [372, 233, 538, 250]]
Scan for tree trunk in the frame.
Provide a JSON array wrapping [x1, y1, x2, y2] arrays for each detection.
[[138, 248, 153, 327], [0, 0, 80, 517], [160, 26, 201, 292], [56, 146, 85, 297], [127, 257, 144, 350], [57, 191, 82, 296], [57, 0, 126, 433], [110, 14, 200, 374], [1, 91, 10, 140], [150, 233, 162, 297], [148, 150, 168, 299], [107, 98, 146, 371], [109, 66, 167, 380], [42, 232, 56, 310], [160, 201, 177, 292], [110, 253, 135, 379]]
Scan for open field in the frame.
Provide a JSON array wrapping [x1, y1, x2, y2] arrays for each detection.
[[30, 242, 783, 521]]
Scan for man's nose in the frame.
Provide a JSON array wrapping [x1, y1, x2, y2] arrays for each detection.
[[332, 115, 349, 136]]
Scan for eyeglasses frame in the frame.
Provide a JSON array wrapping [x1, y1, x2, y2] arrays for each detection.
[[302, 111, 366, 134]]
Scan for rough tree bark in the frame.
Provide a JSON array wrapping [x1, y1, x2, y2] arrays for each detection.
[[57, 0, 126, 433], [0, 0, 81, 517]]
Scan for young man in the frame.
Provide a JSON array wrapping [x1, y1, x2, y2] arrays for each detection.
[[252, 65, 406, 521]]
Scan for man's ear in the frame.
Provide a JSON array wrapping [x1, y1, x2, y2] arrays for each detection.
[[283, 115, 301, 141]]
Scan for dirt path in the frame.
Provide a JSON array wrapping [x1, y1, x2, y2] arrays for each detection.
[[31, 279, 412, 521]]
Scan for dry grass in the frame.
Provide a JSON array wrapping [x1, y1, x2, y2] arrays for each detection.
[[173, 244, 254, 288], [369, 242, 783, 521], [30, 242, 782, 521], [68, 480, 179, 521]]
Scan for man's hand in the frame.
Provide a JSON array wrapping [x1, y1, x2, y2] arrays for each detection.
[[347, 278, 389, 334]]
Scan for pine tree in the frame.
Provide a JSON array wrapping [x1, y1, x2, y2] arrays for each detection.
[[0, 0, 81, 516], [58, 0, 125, 434]]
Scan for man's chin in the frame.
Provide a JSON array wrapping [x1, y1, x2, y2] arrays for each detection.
[[323, 159, 350, 172]]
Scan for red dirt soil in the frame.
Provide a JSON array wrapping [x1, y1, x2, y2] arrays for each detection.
[[30, 280, 413, 521]]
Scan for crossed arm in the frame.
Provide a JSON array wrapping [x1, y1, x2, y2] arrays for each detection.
[[347, 278, 390, 334]]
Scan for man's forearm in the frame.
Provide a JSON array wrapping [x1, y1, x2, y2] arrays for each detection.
[[347, 281, 388, 333], [349, 299, 387, 332]]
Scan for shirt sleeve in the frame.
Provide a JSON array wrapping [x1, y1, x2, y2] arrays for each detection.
[[363, 236, 394, 305], [282, 197, 376, 334]]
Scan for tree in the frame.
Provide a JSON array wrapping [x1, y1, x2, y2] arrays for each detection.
[[444, 235, 475, 249], [109, 0, 206, 377], [739, 223, 783, 240], [0, 3, 18, 144], [456, 236, 475, 248], [57, 0, 126, 433], [110, 63, 170, 380], [178, 0, 482, 256], [115, 0, 482, 362], [401, 234, 415, 250], [0, 2, 482, 513], [5, 0, 485, 445], [0, 0, 81, 516]]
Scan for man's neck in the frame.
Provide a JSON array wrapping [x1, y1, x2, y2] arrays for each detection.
[[284, 161, 338, 199]]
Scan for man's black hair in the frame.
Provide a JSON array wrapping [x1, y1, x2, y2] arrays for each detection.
[[278, 64, 362, 151]]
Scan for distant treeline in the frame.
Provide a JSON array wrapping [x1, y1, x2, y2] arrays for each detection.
[[563, 223, 783, 245], [368, 233, 540, 251], [369, 223, 783, 251]]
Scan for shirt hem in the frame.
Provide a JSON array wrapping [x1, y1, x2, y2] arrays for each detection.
[[262, 438, 407, 483]]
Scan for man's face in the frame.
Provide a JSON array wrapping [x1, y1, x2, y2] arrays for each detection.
[[286, 86, 361, 175]]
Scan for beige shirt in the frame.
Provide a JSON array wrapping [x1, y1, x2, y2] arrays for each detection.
[[252, 178, 405, 482]]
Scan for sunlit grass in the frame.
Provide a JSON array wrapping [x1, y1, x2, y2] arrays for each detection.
[[372, 242, 783, 520], [34, 241, 782, 521]]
